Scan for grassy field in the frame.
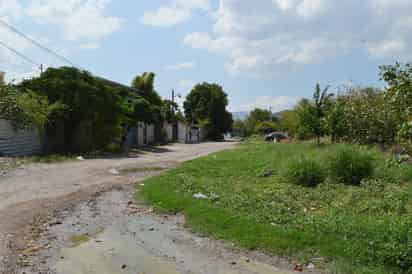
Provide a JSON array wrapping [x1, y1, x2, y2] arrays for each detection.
[[139, 140, 412, 274]]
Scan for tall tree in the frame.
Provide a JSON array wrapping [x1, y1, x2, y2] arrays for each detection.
[[20, 67, 125, 153], [184, 82, 233, 140], [131, 72, 162, 106], [131, 72, 163, 124], [296, 84, 333, 144], [244, 108, 275, 135]]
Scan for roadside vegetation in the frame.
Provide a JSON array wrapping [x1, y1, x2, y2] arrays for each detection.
[[1, 67, 233, 157], [141, 62, 412, 274], [234, 63, 412, 153], [140, 140, 412, 274]]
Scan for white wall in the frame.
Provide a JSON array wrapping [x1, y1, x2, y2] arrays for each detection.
[[137, 122, 145, 146], [177, 122, 187, 143], [163, 123, 173, 142], [0, 119, 42, 156], [136, 122, 155, 145]]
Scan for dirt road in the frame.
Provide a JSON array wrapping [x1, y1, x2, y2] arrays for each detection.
[[0, 142, 237, 273], [17, 188, 316, 274]]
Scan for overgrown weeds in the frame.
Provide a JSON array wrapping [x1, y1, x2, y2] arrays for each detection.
[[284, 156, 326, 187], [329, 147, 374, 185], [139, 142, 412, 274]]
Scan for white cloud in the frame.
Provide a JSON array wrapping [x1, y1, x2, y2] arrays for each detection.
[[367, 39, 407, 59], [166, 61, 196, 70], [0, 0, 23, 19], [142, 0, 210, 27], [26, 0, 123, 43], [273, 0, 299, 11], [184, 0, 412, 77], [231, 96, 299, 112], [0, 17, 34, 67]]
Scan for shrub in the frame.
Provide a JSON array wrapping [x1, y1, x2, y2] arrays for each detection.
[[284, 156, 326, 187], [330, 147, 374, 185]]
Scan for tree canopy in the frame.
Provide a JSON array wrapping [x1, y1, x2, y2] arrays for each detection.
[[0, 84, 62, 130], [244, 108, 276, 135], [184, 82, 233, 140], [20, 67, 126, 152]]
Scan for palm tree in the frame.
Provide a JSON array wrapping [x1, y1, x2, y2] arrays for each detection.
[[313, 83, 333, 144]]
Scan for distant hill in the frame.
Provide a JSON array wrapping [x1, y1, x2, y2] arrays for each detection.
[[232, 111, 249, 120], [232, 110, 292, 121]]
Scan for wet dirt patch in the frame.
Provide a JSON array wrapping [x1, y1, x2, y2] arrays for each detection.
[[119, 166, 166, 174], [17, 187, 319, 274]]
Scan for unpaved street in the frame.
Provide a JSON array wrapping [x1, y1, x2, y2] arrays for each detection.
[[0, 142, 237, 273], [0, 142, 320, 274], [18, 188, 314, 274]]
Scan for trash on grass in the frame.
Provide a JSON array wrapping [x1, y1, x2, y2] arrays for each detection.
[[193, 192, 208, 199]]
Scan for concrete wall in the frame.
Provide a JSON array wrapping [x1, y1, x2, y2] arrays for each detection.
[[177, 122, 187, 143], [0, 119, 42, 156], [146, 124, 155, 144], [135, 122, 155, 146], [163, 123, 173, 142]]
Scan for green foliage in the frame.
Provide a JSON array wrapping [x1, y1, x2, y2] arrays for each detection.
[[380, 62, 412, 151], [162, 99, 179, 123], [20, 67, 125, 153], [329, 147, 375, 185], [140, 141, 412, 274], [277, 110, 299, 137], [184, 82, 233, 140], [232, 119, 247, 137], [244, 108, 275, 135], [296, 84, 333, 144], [254, 120, 278, 135], [331, 87, 398, 145], [131, 72, 164, 124], [284, 156, 326, 187], [0, 84, 63, 130]]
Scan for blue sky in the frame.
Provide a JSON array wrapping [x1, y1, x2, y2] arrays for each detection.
[[1, 0, 411, 112]]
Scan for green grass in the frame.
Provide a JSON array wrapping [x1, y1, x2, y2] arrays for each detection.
[[138, 140, 412, 274]]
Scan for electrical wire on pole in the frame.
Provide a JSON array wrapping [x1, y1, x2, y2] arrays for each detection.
[[0, 18, 76, 67], [0, 40, 40, 68]]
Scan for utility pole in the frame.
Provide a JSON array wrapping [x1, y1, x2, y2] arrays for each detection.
[[171, 89, 182, 113], [40, 64, 43, 75], [172, 89, 175, 108]]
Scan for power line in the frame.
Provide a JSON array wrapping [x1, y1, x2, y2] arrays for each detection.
[[0, 18, 76, 67], [0, 40, 40, 67]]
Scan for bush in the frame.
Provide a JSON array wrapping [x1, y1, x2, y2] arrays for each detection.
[[284, 156, 326, 187], [330, 147, 374, 185]]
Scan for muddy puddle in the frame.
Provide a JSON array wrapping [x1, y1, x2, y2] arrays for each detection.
[[18, 188, 317, 274]]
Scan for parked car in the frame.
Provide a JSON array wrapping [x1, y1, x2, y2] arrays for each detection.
[[265, 132, 289, 143]]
